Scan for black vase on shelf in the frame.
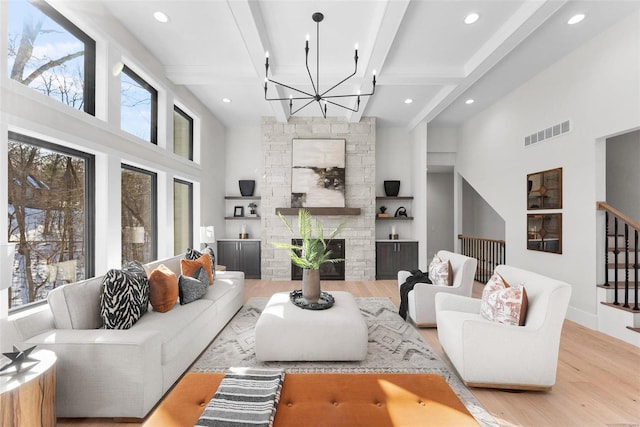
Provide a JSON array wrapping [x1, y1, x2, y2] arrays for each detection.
[[239, 180, 255, 197], [384, 180, 400, 197]]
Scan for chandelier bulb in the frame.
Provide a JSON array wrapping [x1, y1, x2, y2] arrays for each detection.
[[306, 34, 310, 41], [265, 51, 269, 58], [354, 43, 358, 50], [372, 69, 376, 75]]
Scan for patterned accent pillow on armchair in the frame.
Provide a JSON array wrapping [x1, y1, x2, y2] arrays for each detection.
[[480, 273, 528, 326], [428, 254, 453, 286]]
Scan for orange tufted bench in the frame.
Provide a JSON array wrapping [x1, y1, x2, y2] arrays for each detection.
[[144, 372, 478, 426]]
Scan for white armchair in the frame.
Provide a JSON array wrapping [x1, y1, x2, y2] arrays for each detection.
[[435, 264, 572, 390], [398, 250, 477, 327]]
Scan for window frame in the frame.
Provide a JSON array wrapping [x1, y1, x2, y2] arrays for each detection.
[[173, 178, 194, 253], [14, 0, 96, 115], [173, 105, 194, 161], [7, 131, 96, 313], [120, 164, 158, 262], [121, 65, 158, 144]]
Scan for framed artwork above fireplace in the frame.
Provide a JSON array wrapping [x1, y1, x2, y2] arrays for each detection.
[[291, 138, 345, 208]]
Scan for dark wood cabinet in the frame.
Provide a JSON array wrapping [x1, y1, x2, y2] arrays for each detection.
[[217, 240, 261, 279], [376, 241, 418, 279]]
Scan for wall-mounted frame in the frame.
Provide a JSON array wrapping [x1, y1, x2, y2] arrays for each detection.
[[527, 213, 562, 254], [233, 206, 244, 217], [527, 167, 562, 210], [291, 138, 345, 208]]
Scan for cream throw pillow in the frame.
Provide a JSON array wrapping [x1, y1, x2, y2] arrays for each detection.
[[428, 254, 453, 286], [480, 273, 528, 326]]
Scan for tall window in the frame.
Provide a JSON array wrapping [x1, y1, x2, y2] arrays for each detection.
[[173, 106, 193, 160], [7, 0, 96, 115], [7, 132, 95, 310], [173, 179, 193, 255], [121, 66, 157, 143], [121, 166, 157, 264]]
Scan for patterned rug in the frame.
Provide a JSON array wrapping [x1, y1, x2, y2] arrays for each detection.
[[191, 297, 498, 427]]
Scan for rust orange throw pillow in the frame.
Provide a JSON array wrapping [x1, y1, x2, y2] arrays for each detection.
[[180, 253, 213, 285], [148, 264, 178, 313]]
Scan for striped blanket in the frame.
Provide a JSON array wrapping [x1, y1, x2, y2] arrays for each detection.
[[196, 368, 285, 427]]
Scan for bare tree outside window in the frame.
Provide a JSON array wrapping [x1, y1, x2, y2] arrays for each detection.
[[121, 166, 157, 264], [7, 0, 95, 114], [7, 134, 94, 309]]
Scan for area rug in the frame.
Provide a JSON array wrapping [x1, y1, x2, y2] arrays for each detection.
[[191, 297, 498, 427]]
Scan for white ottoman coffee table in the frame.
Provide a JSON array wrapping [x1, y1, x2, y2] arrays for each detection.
[[254, 291, 368, 362]]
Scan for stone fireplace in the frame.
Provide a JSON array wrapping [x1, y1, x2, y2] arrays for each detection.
[[261, 116, 376, 280]]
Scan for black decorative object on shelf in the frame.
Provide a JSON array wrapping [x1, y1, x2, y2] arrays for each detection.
[[289, 289, 335, 310], [239, 180, 255, 197], [264, 12, 376, 118], [394, 206, 407, 217], [384, 180, 400, 197], [0, 345, 39, 373]]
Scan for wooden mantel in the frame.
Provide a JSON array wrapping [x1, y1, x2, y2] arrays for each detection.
[[275, 207, 361, 216]]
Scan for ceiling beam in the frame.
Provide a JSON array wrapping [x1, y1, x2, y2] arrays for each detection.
[[348, 0, 411, 123], [410, 0, 568, 129], [226, 0, 288, 123]]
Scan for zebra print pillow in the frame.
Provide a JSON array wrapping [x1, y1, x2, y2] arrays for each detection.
[[185, 246, 216, 280], [100, 261, 150, 329]]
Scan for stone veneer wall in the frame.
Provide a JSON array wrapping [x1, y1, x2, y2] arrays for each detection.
[[261, 116, 376, 280]]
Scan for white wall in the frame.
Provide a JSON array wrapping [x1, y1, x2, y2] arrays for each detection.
[[455, 11, 640, 328], [224, 126, 262, 239], [427, 172, 454, 256], [462, 179, 505, 240], [606, 130, 640, 222], [376, 126, 416, 241]]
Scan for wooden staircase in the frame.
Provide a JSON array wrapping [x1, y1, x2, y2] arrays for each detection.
[[596, 202, 640, 346]]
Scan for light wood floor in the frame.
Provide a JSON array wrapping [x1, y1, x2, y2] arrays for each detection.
[[59, 280, 640, 427]]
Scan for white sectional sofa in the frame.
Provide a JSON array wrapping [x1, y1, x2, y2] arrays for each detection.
[[0, 255, 244, 418]]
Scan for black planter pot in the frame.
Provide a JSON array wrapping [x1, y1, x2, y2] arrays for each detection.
[[384, 180, 400, 197], [239, 180, 255, 197]]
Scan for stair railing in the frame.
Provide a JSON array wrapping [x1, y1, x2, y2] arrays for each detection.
[[597, 202, 639, 311], [457, 234, 505, 282]]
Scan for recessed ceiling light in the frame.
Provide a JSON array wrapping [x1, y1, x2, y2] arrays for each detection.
[[404, 98, 413, 104], [464, 13, 479, 25], [465, 99, 475, 105], [222, 98, 232, 104], [153, 11, 170, 23], [567, 14, 585, 25]]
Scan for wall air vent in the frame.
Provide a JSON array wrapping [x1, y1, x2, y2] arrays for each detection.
[[524, 120, 571, 147]]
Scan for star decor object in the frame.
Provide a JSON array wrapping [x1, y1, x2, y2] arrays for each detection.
[[0, 345, 39, 373]]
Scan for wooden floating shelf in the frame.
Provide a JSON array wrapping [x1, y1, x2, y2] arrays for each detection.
[[276, 207, 361, 216], [376, 217, 414, 220], [224, 216, 260, 220], [376, 196, 414, 200], [225, 196, 261, 200]]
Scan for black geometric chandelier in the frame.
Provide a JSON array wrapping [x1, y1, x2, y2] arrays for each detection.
[[264, 12, 376, 118]]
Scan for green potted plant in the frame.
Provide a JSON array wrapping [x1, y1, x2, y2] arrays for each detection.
[[273, 209, 345, 303]]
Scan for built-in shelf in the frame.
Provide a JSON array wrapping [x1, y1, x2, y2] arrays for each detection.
[[225, 196, 261, 200], [376, 216, 414, 221], [276, 207, 361, 216], [376, 196, 414, 200], [224, 216, 260, 220]]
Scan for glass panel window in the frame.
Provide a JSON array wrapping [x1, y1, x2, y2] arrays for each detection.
[[120, 66, 157, 143], [121, 166, 157, 263], [173, 106, 193, 160], [173, 179, 193, 255], [7, 0, 96, 114], [7, 132, 95, 310]]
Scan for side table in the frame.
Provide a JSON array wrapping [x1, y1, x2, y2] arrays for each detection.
[[0, 349, 57, 427]]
